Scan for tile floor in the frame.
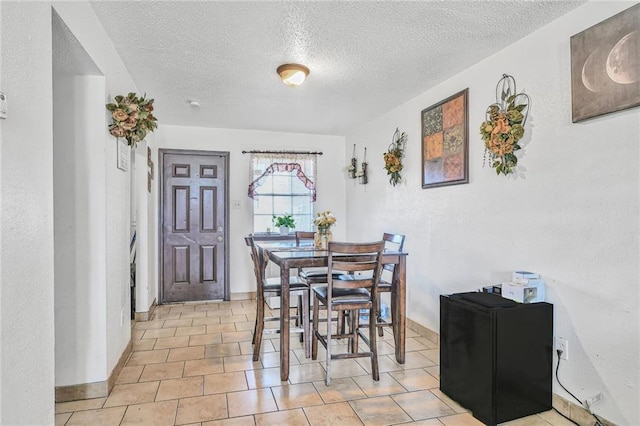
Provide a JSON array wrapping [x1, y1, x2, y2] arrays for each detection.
[[55, 300, 573, 426]]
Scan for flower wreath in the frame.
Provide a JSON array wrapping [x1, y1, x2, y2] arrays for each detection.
[[383, 128, 406, 186], [479, 75, 530, 176], [106, 93, 158, 147]]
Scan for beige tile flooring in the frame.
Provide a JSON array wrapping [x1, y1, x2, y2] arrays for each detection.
[[55, 300, 572, 426]]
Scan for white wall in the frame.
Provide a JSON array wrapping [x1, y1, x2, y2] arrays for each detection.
[[155, 126, 346, 296], [53, 72, 108, 386], [345, 2, 639, 424], [1, 2, 138, 422], [0, 3, 55, 424]]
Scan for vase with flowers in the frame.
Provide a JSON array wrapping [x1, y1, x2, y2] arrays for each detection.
[[106, 92, 158, 147], [313, 210, 337, 249]]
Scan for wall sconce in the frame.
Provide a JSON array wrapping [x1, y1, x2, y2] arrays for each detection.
[[277, 63, 310, 87], [347, 144, 357, 179], [357, 147, 368, 184]]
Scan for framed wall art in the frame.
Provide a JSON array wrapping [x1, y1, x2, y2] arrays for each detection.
[[570, 3, 640, 122], [422, 88, 469, 188]]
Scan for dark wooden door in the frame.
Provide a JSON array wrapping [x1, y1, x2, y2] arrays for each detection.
[[161, 150, 229, 303]]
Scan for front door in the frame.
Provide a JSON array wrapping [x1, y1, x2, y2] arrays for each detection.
[[160, 150, 229, 303]]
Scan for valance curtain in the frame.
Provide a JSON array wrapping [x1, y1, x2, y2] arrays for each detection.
[[248, 152, 317, 201]]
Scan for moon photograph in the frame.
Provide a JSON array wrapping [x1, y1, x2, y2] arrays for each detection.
[[571, 4, 640, 122]]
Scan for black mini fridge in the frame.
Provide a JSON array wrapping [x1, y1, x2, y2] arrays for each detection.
[[440, 292, 553, 425]]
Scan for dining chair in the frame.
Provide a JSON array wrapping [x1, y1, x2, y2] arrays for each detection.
[[295, 231, 346, 284], [373, 232, 406, 337], [244, 235, 310, 361], [295, 230, 348, 334], [311, 240, 385, 385]]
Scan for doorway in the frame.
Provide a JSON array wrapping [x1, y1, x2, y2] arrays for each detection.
[[160, 149, 229, 303]]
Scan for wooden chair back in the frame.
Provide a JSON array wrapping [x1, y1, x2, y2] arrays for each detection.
[[382, 232, 405, 273], [295, 231, 315, 246], [244, 235, 267, 295], [327, 241, 384, 293]]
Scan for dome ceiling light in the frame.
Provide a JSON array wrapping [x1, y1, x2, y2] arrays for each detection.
[[277, 63, 310, 87]]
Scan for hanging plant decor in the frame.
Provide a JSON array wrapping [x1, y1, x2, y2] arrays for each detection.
[[106, 93, 158, 147], [383, 127, 407, 186], [480, 74, 530, 176]]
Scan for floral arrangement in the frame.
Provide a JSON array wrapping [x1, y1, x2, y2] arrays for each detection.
[[273, 213, 295, 229], [313, 210, 337, 232], [480, 74, 529, 176], [383, 128, 406, 186], [106, 93, 158, 147]]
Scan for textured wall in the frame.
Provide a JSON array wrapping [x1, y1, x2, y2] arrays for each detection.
[[345, 2, 639, 424], [0, 3, 55, 424]]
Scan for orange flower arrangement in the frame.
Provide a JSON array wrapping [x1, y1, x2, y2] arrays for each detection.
[[480, 76, 529, 176], [383, 128, 406, 186]]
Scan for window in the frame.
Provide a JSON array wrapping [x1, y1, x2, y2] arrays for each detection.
[[249, 153, 317, 233]]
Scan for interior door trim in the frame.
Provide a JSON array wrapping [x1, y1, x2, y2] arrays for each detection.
[[159, 148, 230, 302]]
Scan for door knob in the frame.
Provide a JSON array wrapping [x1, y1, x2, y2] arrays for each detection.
[[217, 236, 224, 242]]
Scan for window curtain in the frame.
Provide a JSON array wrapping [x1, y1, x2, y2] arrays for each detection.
[[248, 152, 317, 201]]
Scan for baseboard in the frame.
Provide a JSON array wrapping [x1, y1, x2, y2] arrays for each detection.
[[230, 291, 256, 301], [406, 317, 439, 345], [553, 394, 616, 426], [134, 298, 157, 322], [55, 339, 132, 403]]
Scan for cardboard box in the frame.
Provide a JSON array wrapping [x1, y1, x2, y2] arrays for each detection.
[[502, 280, 545, 303]]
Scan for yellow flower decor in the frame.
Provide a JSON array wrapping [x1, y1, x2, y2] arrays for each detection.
[[479, 74, 530, 176], [383, 128, 407, 186], [313, 210, 337, 232], [106, 93, 158, 147]]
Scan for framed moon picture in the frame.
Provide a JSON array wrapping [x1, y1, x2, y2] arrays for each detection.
[[570, 3, 640, 122]]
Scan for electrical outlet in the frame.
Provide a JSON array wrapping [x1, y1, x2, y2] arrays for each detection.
[[232, 200, 241, 209], [586, 392, 603, 408], [555, 337, 569, 360]]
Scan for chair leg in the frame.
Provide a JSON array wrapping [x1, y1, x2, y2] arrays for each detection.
[[253, 298, 265, 362], [303, 289, 310, 359], [377, 297, 384, 337], [298, 294, 304, 343], [351, 310, 360, 354], [312, 293, 320, 360], [325, 303, 332, 386], [369, 305, 379, 381]]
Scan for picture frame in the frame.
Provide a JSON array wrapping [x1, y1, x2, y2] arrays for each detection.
[[570, 3, 640, 122], [421, 88, 469, 188]]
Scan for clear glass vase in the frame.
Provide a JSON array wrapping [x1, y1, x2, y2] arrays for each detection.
[[314, 226, 333, 249]]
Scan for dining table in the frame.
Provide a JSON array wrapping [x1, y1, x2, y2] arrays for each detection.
[[255, 240, 409, 381]]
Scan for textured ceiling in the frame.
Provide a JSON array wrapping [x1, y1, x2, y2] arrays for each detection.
[[89, 1, 585, 136]]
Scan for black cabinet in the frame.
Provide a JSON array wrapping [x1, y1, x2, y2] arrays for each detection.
[[440, 292, 553, 425]]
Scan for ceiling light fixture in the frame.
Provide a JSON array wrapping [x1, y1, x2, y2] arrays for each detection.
[[277, 63, 310, 87]]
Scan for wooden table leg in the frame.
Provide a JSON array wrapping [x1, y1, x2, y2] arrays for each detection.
[[393, 255, 406, 364], [279, 263, 291, 381]]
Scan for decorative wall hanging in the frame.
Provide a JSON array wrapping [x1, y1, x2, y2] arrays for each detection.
[[570, 3, 640, 122], [347, 144, 358, 178], [421, 89, 469, 188], [383, 128, 407, 186], [480, 74, 530, 176], [356, 147, 368, 184], [106, 92, 158, 147]]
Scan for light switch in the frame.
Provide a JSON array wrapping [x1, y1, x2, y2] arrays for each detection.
[[0, 92, 6, 119]]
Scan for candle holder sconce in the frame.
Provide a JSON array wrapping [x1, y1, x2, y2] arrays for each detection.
[[347, 144, 357, 179], [357, 147, 368, 184]]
